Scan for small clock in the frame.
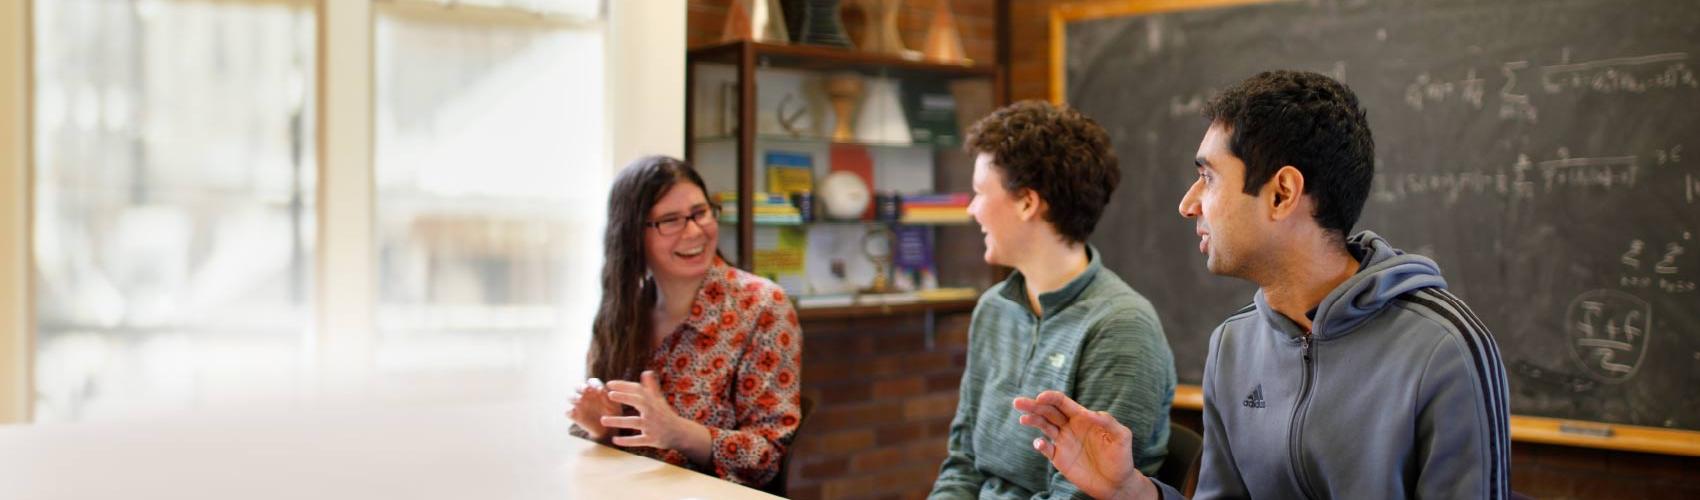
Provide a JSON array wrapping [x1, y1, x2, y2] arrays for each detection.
[[820, 171, 871, 220]]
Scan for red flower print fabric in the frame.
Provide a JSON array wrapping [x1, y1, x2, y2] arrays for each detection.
[[620, 258, 802, 488]]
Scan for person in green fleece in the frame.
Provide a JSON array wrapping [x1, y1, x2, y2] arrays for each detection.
[[928, 100, 1177, 499]]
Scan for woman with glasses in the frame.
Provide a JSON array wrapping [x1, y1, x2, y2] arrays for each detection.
[[568, 155, 802, 489]]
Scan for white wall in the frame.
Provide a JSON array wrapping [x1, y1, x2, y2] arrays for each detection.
[[605, 0, 685, 172]]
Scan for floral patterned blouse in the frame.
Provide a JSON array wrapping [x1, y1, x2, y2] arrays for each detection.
[[580, 258, 802, 487]]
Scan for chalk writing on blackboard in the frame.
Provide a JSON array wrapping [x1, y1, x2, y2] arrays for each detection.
[[1688, 173, 1697, 203], [1538, 149, 1637, 192], [1402, 53, 1696, 119], [1654, 242, 1685, 275], [1566, 289, 1653, 383], [1404, 69, 1486, 111], [1658, 278, 1697, 293], [1540, 51, 1696, 95], [1655, 146, 1683, 166], [1371, 151, 1651, 204], [1622, 240, 1646, 269], [1618, 233, 1696, 293], [1500, 60, 1538, 122]]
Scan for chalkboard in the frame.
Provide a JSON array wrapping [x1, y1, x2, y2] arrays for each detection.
[[1061, 0, 1700, 434]]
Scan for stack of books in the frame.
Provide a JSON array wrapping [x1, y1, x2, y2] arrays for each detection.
[[716, 192, 803, 225], [898, 193, 972, 224]]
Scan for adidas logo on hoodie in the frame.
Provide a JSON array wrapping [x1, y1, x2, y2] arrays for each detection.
[[1243, 384, 1266, 409]]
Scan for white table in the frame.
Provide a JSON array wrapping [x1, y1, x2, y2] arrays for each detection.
[[0, 400, 781, 499]]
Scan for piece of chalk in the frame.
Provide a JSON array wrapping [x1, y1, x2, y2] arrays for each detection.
[[1558, 422, 1614, 438]]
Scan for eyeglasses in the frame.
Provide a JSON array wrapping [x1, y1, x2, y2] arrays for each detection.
[[645, 205, 720, 236]]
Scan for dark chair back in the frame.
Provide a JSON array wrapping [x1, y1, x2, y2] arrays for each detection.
[[1154, 421, 1204, 496], [763, 395, 816, 497]]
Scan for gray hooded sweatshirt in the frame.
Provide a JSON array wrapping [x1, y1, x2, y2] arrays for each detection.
[[1157, 231, 1510, 499]]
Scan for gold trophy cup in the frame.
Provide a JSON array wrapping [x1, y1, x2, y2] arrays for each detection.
[[824, 73, 864, 142]]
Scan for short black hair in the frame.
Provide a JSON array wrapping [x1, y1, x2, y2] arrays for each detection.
[[965, 100, 1120, 243], [1203, 70, 1374, 240]]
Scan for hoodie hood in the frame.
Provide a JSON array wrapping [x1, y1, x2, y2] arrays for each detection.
[[1256, 230, 1447, 340]]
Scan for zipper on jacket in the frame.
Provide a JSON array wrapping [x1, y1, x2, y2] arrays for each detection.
[[1018, 313, 1040, 387], [1289, 331, 1321, 499]]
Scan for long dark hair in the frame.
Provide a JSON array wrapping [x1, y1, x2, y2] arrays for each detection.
[[589, 155, 714, 382]]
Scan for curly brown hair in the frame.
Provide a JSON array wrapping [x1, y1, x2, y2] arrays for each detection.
[[964, 100, 1120, 243]]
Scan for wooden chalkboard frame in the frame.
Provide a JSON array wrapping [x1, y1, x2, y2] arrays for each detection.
[[1049, 0, 1700, 457]]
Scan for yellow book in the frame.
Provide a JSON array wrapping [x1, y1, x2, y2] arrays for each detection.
[[764, 151, 814, 195]]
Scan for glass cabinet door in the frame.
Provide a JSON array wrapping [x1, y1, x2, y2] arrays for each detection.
[[688, 42, 1000, 309]]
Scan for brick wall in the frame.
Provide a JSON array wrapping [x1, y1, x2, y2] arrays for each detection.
[[788, 311, 973, 500], [1006, 0, 1108, 102], [1006, 0, 1057, 102]]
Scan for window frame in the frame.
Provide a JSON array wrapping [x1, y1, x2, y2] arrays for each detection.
[[0, 0, 669, 424]]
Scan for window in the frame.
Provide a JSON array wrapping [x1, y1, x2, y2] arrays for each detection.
[[372, 6, 605, 387], [32, 0, 318, 421], [28, 0, 609, 421]]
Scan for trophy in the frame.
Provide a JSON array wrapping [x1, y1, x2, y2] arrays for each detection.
[[824, 73, 864, 142], [794, 0, 853, 48], [855, 77, 912, 144], [923, 0, 968, 64], [722, 0, 791, 44], [857, 0, 912, 57]]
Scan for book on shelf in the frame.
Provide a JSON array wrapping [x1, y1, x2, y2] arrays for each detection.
[[893, 225, 936, 291], [720, 214, 803, 224], [903, 79, 961, 146], [900, 193, 971, 207], [746, 206, 802, 215], [764, 150, 815, 195], [899, 209, 971, 224], [716, 191, 792, 205], [901, 207, 969, 216], [722, 213, 803, 224], [898, 192, 971, 224], [899, 215, 972, 224], [717, 191, 803, 224], [828, 145, 876, 220], [754, 227, 808, 294]]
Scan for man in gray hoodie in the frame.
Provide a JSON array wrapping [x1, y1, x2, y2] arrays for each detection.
[[1012, 70, 1510, 499]]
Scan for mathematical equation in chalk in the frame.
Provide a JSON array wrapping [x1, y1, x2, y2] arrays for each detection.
[[1370, 146, 1687, 203], [1688, 173, 1700, 205], [1402, 50, 1696, 121], [1565, 289, 1653, 383], [1620, 232, 1698, 294]]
